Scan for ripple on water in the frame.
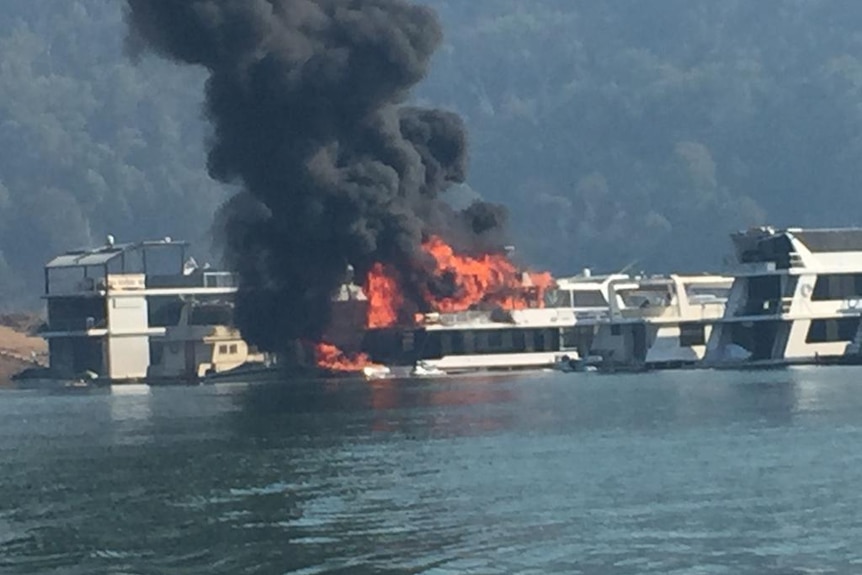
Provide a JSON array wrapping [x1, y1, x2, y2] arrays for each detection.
[[0, 372, 862, 573]]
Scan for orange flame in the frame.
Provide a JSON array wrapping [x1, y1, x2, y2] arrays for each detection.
[[365, 262, 403, 328], [421, 236, 552, 312], [314, 342, 378, 373], [362, 235, 555, 328]]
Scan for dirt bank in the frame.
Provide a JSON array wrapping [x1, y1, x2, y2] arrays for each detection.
[[0, 315, 47, 384]]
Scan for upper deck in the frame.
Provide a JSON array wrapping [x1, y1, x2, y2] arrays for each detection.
[[43, 236, 238, 298], [731, 226, 862, 275]]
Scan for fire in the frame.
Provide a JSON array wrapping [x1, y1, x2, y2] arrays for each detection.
[[314, 342, 377, 373], [362, 235, 554, 328], [421, 236, 551, 312], [365, 262, 403, 328]]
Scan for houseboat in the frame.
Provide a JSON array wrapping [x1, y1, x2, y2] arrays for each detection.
[[32, 235, 260, 385], [147, 299, 266, 382], [360, 270, 628, 375], [589, 274, 732, 370], [704, 227, 862, 366]]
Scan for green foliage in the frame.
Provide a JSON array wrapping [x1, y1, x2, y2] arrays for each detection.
[[422, 0, 862, 272], [3, 0, 862, 308], [0, 0, 227, 308]]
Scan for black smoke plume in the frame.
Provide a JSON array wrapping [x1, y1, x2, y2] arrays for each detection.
[[125, 0, 508, 350]]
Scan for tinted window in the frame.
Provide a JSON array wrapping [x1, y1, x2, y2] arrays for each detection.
[[806, 318, 860, 343], [679, 323, 705, 346], [811, 274, 862, 301]]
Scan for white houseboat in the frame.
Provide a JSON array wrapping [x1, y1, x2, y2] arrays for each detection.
[[36, 236, 258, 384], [590, 274, 732, 370], [147, 299, 265, 382], [361, 270, 628, 374], [704, 227, 862, 367]]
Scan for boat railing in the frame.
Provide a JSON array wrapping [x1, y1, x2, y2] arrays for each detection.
[[737, 299, 782, 316], [44, 317, 108, 332], [732, 262, 777, 274], [146, 271, 238, 289], [436, 311, 498, 326], [617, 305, 676, 319]]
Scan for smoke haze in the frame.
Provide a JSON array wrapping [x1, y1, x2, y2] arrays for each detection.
[[125, 0, 508, 350]]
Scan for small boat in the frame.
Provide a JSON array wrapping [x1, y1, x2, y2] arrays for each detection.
[[411, 361, 446, 377], [362, 364, 393, 380], [555, 354, 599, 373]]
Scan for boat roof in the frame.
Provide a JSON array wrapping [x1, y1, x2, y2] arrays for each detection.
[[787, 228, 862, 253], [45, 239, 189, 269], [734, 226, 862, 254], [556, 273, 629, 287]]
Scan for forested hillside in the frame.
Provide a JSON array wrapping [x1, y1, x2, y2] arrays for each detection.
[[3, 1, 862, 308], [0, 0, 221, 308]]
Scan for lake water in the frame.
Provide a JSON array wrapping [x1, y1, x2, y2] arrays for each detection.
[[1, 367, 862, 574]]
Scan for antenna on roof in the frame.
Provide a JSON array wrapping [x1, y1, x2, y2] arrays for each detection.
[[106, 234, 115, 247], [616, 259, 639, 275]]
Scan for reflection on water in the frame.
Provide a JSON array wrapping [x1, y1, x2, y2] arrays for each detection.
[[237, 375, 519, 440], [1, 368, 862, 573], [107, 384, 153, 446]]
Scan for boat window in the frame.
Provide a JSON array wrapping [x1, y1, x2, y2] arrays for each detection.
[[685, 285, 730, 301], [781, 276, 799, 298], [488, 331, 503, 348], [544, 289, 573, 308], [148, 297, 184, 327], [533, 329, 546, 350], [47, 297, 107, 331], [679, 323, 706, 346], [805, 318, 860, 343], [562, 326, 595, 353], [512, 330, 526, 351], [546, 328, 561, 351], [528, 328, 559, 352], [744, 275, 781, 315], [619, 288, 671, 309], [445, 331, 466, 354], [811, 274, 862, 301], [229, 344, 238, 355], [452, 331, 465, 355], [421, 332, 442, 359], [401, 331, 415, 352], [572, 290, 606, 307], [218, 344, 228, 354], [190, 305, 233, 326], [463, 331, 476, 354]]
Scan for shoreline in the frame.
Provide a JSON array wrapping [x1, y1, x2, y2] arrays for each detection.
[[0, 315, 47, 385]]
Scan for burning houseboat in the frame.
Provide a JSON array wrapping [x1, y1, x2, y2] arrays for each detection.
[[357, 270, 626, 376]]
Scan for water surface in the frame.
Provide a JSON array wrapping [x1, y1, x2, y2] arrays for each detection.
[[1, 367, 862, 574]]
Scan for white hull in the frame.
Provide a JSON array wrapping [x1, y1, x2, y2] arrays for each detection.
[[418, 351, 568, 373]]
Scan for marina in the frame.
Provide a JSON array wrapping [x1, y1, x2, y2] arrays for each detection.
[[16, 225, 862, 386]]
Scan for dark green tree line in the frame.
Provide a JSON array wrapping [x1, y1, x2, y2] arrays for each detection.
[[3, 1, 862, 307]]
